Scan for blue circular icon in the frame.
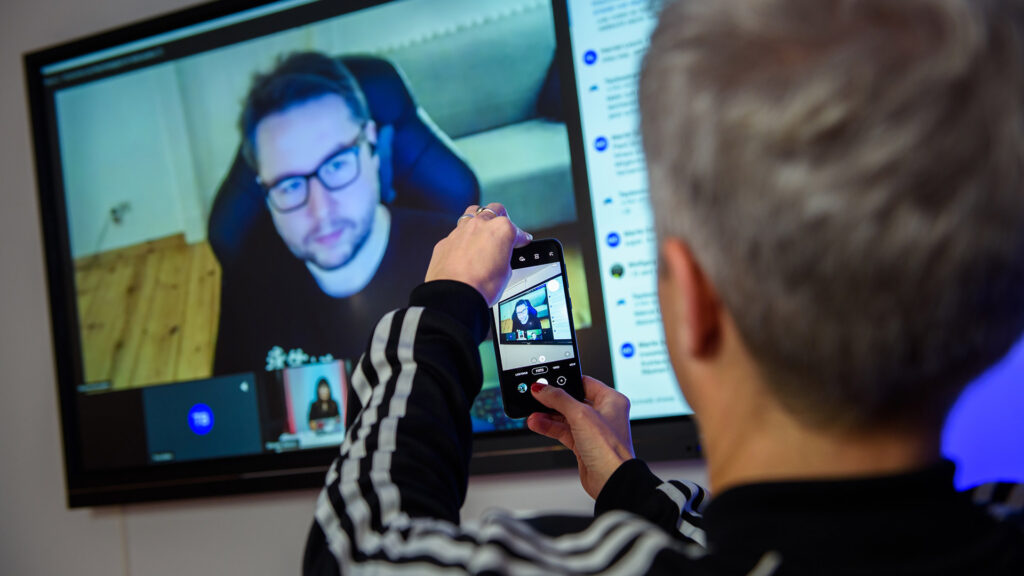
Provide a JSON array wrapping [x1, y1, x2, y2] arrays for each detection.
[[517, 383, 528, 394], [188, 403, 214, 435], [621, 343, 636, 358], [594, 136, 608, 152], [584, 50, 598, 65], [606, 232, 620, 247]]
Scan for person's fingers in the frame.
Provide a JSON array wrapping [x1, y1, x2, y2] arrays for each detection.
[[473, 203, 504, 221], [460, 202, 531, 246], [531, 381, 584, 419], [487, 210, 532, 249], [582, 375, 613, 399], [456, 205, 480, 227], [512, 223, 533, 248], [583, 376, 631, 422], [477, 202, 507, 218], [587, 376, 629, 405], [526, 413, 574, 449]]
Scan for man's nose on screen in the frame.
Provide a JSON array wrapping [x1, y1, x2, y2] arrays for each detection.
[[305, 178, 335, 220]]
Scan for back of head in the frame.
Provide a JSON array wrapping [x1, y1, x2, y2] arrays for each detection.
[[641, 0, 1024, 431], [239, 51, 371, 170]]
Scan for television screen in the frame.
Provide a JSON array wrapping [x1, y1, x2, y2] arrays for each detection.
[[27, 0, 701, 505]]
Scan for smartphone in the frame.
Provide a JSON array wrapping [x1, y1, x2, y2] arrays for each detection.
[[490, 239, 584, 418]]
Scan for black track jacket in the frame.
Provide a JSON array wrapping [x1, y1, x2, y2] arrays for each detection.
[[303, 281, 1024, 575]]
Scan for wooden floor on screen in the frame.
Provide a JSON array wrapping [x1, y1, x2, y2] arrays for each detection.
[[73, 234, 221, 390]]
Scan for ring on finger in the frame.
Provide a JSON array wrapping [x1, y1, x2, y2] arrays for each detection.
[[457, 213, 475, 224], [476, 207, 499, 218]]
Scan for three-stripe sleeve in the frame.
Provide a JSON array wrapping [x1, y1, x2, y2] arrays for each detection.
[[302, 281, 709, 574], [595, 459, 709, 548]]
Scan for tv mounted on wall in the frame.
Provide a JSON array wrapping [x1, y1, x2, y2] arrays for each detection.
[[26, 0, 700, 507]]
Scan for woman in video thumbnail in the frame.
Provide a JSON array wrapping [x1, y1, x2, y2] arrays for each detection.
[[308, 378, 340, 429], [512, 299, 543, 333]]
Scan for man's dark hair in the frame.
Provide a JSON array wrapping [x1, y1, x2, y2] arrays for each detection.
[[239, 52, 371, 170]]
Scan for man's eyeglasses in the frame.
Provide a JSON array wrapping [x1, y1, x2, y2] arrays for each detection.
[[257, 125, 367, 213]]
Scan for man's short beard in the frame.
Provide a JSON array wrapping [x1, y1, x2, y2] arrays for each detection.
[[308, 223, 372, 271]]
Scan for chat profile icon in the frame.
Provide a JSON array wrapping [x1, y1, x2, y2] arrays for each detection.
[[517, 383, 528, 394], [188, 404, 214, 436]]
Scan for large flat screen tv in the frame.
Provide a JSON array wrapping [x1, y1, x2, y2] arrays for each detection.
[[26, 0, 697, 506]]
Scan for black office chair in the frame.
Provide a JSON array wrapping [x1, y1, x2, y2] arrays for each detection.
[[207, 55, 480, 270]]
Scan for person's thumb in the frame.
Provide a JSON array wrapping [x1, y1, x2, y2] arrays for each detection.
[[531, 382, 581, 419]]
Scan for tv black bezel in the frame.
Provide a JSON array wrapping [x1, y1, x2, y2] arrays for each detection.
[[24, 0, 700, 508]]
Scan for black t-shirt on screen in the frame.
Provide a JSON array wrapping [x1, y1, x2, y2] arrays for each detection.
[[213, 206, 453, 376]]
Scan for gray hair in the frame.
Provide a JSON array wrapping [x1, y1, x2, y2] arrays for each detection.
[[641, 0, 1024, 430]]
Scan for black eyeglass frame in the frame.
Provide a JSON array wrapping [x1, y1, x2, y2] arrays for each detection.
[[256, 124, 368, 213]]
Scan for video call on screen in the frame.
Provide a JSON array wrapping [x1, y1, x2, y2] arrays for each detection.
[[43, 0, 694, 469], [495, 262, 576, 372]]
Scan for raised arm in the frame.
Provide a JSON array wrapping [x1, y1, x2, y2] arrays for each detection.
[[303, 204, 709, 574], [303, 279, 490, 576], [304, 204, 525, 572]]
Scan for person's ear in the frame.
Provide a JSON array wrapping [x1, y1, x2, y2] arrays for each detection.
[[659, 238, 721, 357], [365, 119, 380, 172], [365, 119, 378, 149]]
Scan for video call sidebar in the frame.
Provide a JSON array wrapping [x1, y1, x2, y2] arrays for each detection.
[[568, 0, 690, 419]]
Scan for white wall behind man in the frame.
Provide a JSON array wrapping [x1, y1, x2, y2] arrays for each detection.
[[57, 63, 202, 258], [53, 0, 564, 259], [0, 1, 706, 575]]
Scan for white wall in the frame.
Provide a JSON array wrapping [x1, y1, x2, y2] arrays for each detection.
[[57, 63, 203, 258], [0, 1, 706, 575], [55, 0, 559, 258]]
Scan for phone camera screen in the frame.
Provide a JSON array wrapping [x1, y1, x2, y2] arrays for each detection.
[[496, 270, 574, 362], [491, 241, 583, 418]]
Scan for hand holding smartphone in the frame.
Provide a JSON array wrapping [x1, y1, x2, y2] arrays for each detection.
[[489, 239, 585, 418]]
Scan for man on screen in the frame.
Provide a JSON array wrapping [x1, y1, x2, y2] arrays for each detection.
[[303, 0, 1024, 574], [213, 52, 454, 375]]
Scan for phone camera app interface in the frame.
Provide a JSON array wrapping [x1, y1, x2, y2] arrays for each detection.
[[494, 262, 576, 372]]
